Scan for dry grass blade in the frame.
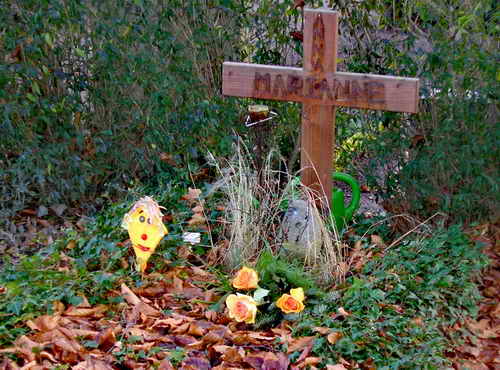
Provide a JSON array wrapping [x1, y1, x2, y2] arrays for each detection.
[[208, 140, 348, 284]]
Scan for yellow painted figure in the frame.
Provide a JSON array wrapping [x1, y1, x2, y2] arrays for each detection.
[[121, 197, 168, 273]]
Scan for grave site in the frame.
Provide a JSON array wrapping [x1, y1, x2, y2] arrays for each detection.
[[0, 1, 498, 369]]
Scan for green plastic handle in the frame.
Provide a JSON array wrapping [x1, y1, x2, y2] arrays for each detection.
[[331, 172, 361, 230]]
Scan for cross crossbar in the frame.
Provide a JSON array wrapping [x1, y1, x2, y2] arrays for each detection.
[[223, 63, 419, 113]]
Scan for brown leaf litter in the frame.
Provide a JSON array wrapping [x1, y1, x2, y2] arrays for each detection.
[[0, 266, 316, 369], [448, 222, 500, 369]]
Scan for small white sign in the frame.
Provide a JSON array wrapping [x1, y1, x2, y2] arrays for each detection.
[[182, 232, 201, 245]]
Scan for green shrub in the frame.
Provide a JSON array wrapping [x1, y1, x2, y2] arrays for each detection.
[[0, 0, 243, 228], [297, 225, 488, 367], [332, 0, 499, 224], [395, 6, 499, 223]]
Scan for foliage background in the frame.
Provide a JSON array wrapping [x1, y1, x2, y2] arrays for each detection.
[[1, 0, 497, 235]]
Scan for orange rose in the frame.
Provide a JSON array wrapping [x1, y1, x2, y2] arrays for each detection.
[[276, 287, 305, 314], [226, 294, 257, 324], [232, 267, 259, 290]]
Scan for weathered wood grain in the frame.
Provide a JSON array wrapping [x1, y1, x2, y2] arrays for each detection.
[[222, 62, 419, 113]]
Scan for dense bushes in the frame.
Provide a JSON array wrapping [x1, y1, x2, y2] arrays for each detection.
[[1, 0, 497, 230], [331, 0, 498, 224], [0, 0, 244, 224]]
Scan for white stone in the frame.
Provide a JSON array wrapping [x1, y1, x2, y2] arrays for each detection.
[[280, 200, 322, 258]]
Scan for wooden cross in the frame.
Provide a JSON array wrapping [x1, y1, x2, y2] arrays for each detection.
[[222, 8, 419, 206]]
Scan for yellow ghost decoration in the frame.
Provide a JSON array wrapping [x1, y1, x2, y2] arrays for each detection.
[[121, 196, 168, 273]]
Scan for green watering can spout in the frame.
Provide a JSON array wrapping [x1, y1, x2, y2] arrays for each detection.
[[331, 172, 361, 231]]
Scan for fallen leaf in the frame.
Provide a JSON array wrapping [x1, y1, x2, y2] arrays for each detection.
[[192, 205, 204, 214], [37, 205, 49, 217], [26, 314, 60, 331], [77, 294, 91, 308], [64, 304, 107, 318], [181, 354, 211, 370], [152, 317, 185, 330], [131, 301, 160, 318], [290, 31, 304, 41], [326, 365, 348, 370], [187, 322, 208, 337], [492, 303, 500, 319], [130, 342, 155, 352], [50, 203, 67, 217], [181, 188, 202, 203], [221, 347, 244, 363], [198, 330, 225, 346], [191, 265, 210, 276], [313, 327, 332, 335], [66, 240, 76, 250], [72, 329, 99, 339], [466, 319, 498, 339], [300, 357, 322, 367], [13, 335, 40, 362], [458, 344, 481, 357], [483, 286, 497, 298], [245, 352, 289, 370], [159, 153, 178, 167], [172, 322, 190, 334], [457, 360, 489, 370], [287, 336, 315, 354], [159, 359, 175, 370], [296, 338, 314, 363], [327, 331, 342, 344], [53, 332, 84, 354], [126, 327, 158, 342], [177, 245, 193, 259], [412, 317, 424, 327], [73, 357, 114, 370], [370, 234, 386, 248], [338, 307, 351, 317], [97, 327, 116, 352], [37, 219, 51, 228], [18, 359, 39, 369], [170, 334, 198, 347], [19, 208, 37, 216], [187, 213, 206, 226], [410, 134, 425, 148], [360, 184, 370, 192], [173, 276, 184, 292], [247, 332, 276, 341], [40, 350, 57, 363], [121, 283, 142, 305]]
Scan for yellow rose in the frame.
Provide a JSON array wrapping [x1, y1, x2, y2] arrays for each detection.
[[276, 287, 305, 314], [226, 294, 257, 324], [232, 266, 259, 290]]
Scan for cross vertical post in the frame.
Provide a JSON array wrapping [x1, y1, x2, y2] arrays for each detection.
[[300, 9, 338, 205]]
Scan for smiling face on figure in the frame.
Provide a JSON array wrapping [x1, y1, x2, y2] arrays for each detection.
[[122, 197, 168, 273]]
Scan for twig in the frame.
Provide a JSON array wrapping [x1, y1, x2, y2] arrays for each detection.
[[387, 212, 443, 249]]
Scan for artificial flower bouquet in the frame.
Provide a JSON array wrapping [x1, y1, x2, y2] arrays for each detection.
[[225, 266, 306, 324]]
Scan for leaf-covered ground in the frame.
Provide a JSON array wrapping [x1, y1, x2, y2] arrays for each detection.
[[448, 224, 500, 369], [0, 265, 329, 369], [1, 226, 498, 369], [0, 190, 498, 369]]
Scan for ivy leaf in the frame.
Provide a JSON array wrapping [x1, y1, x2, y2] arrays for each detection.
[[253, 288, 270, 304]]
